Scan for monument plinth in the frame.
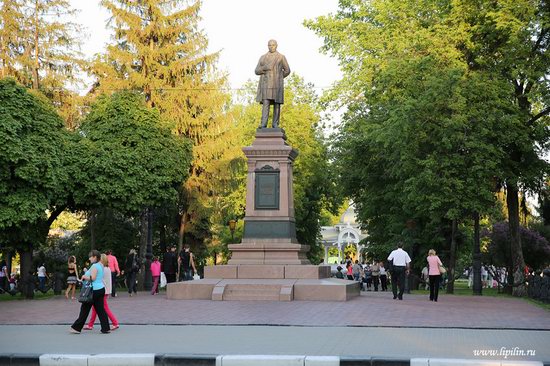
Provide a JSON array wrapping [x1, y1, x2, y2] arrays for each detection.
[[228, 128, 310, 265]]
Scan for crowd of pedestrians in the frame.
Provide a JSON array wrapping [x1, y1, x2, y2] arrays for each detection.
[[335, 243, 447, 302], [63, 243, 199, 335]]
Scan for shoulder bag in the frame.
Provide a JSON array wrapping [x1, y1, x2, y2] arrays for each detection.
[[78, 278, 93, 304]]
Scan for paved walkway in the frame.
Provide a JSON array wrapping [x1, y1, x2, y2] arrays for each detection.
[[0, 291, 548, 329], [0, 325, 549, 362]]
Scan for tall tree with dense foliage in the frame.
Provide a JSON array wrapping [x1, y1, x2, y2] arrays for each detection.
[[450, 0, 550, 295], [306, 0, 549, 295], [92, 0, 233, 250], [0, 78, 71, 296], [74, 91, 192, 215], [73, 91, 193, 269], [0, 0, 85, 128], [0, 0, 26, 80]]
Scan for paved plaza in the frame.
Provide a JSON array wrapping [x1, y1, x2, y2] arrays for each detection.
[[0, 291, 549, 363], [1, 291, 548, 329]]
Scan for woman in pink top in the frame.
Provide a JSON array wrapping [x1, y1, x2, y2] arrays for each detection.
[[150, 257, 161, 295], [427, 249, 443, 302]]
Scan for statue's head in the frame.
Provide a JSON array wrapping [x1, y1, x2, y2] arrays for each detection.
[[268, 39, 278, 53]]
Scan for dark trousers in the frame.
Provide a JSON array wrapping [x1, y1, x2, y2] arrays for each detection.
[[380, 275, 388, 291], [111, 272, 117, 297], [165, 273, 176, 284], [126, 272, 137, 294], [372, 275, 379, 291], [391, 266, 406, 299], [0, 277, 6, 291], [429, 275, 441, 301], [71, 288, 110, 332]]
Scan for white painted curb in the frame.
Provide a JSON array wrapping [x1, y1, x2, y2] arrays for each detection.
[[87, 353, 155, 366], [219, 355, 305, 366], [39, 354, 88, 366], [305, 356, 340, 366]]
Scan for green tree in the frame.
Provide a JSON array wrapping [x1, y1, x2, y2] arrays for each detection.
[[74, 91, 192, 215], [73, 91, 192, 280], [92, 0, 232, 253], [0, 0, 26, 80], [449, 0, 550, 296], [0, 0, 85, 128], [306, 0, 549, 295], [0, 78, 71, 297]]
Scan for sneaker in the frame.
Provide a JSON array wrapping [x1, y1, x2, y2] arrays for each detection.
[[69, 328, 81, 334], [83, 326, 93, 330], [110, 325, 119, 331], [100, 330, 111, 334]]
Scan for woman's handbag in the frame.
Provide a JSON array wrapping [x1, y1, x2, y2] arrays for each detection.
[[78, 280, 93, 304], [439, 265, 447, 274]]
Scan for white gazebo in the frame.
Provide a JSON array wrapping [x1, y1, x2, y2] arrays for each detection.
[[320, 204, 368, 264]]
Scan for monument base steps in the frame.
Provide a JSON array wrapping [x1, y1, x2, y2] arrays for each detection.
[[204, 264, 332, 279], [166, 278, 360, 302]]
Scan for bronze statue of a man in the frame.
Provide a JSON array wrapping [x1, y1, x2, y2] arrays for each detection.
[[255, 39, 291, 129]]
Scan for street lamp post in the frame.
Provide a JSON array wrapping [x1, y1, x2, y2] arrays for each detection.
[[229, 219, 236, 243]]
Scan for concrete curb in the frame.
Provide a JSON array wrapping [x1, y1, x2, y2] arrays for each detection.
[[0, 354, 547, 366]]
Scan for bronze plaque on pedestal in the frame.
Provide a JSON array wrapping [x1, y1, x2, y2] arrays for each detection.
[[255, 166, 279, 210]]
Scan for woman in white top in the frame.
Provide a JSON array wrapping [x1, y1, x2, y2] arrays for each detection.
[[85, 254, 119, 331], [37, 264, 48, 291]]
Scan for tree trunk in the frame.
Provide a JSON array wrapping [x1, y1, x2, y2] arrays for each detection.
[[32, 0, 39, 90], [177, 212, 188, 254], [446, 219, 458, 294], [136, 209, 148, 291], [472, 212, 482, 295], [159, 224, 166, 255], [18, 247, 34, 299], [506, 182, 527, 297], [89, 210, 96, 250], [6, 250, 13, 276]]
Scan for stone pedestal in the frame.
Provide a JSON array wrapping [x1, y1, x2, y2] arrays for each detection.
[[229, 128, 310, 265], [167, 129, 359, 301]]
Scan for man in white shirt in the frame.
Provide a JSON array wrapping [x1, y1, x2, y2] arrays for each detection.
[[387, 243, 411, 300]]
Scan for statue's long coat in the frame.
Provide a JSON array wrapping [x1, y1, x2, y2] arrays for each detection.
[[255, 51, 290, 104]]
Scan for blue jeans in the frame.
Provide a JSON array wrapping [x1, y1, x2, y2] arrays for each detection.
[[38, 277, 46, 291], [179, 269, 193, 281]]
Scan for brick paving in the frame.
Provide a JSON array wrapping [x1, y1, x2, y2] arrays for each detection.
[[1, 291, 548, 329]]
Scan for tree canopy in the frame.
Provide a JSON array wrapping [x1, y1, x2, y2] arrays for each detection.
[[306, 0, 549, 292], [73, 91, 192, 215]]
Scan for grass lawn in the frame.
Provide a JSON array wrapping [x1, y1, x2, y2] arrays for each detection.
[[411, 279, 550, 311], [0, 289, 57, 302]]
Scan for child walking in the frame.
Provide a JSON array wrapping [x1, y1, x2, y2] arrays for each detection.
[[151, 257, 161, 295]]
